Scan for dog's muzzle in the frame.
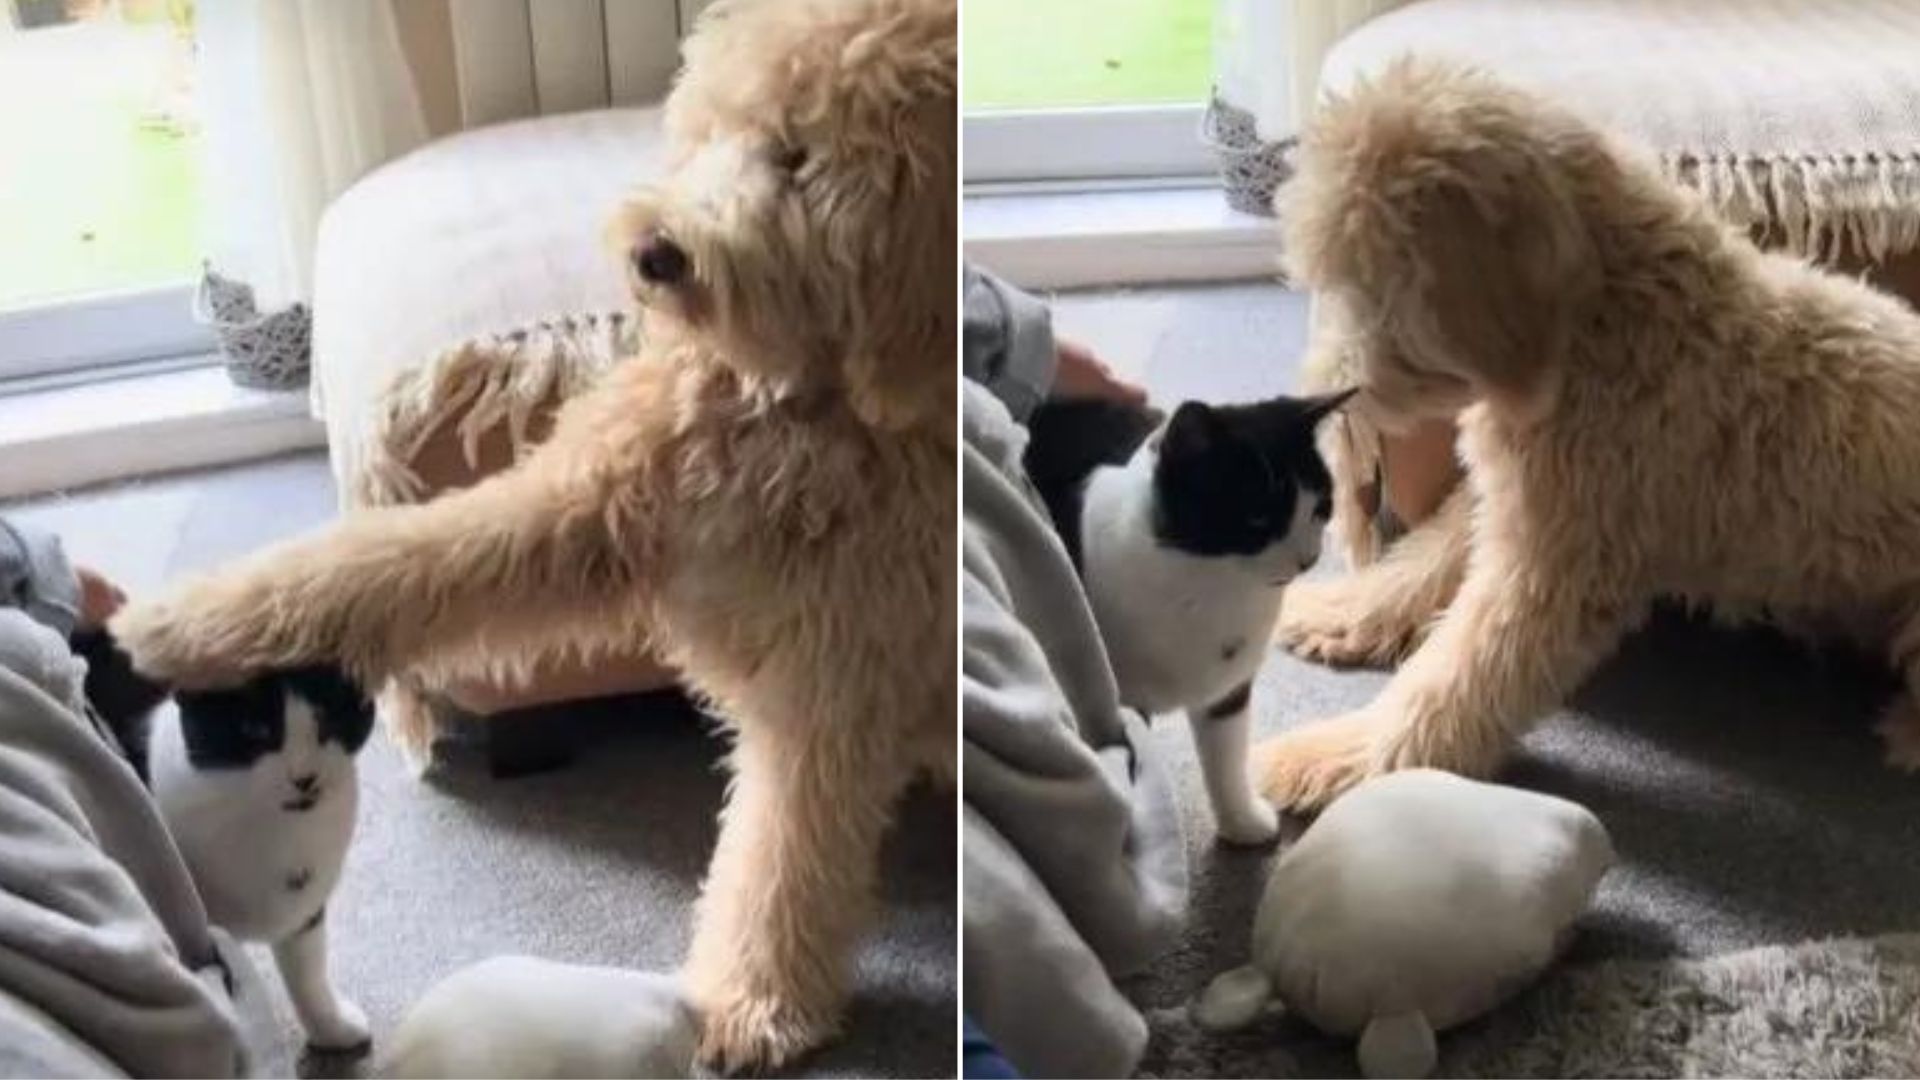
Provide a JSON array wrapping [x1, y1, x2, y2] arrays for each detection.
[[634, 232, 690, 286]]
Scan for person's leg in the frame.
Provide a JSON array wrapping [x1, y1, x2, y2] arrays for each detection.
[[0, 611, 261, 1077], [960, 383, 1187, 1079]]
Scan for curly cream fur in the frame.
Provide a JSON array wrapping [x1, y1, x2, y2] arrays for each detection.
[[1261, 58, 1920, 810], [110, 0, 955, 1070]]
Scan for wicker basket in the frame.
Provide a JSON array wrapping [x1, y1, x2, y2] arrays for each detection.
[[194, 265, 313, 391], [1201, 93, 1295, 217]]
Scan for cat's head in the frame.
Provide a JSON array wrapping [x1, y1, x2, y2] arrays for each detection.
[[1150, 390, 1355, 577], [173, 666, 373, 809]]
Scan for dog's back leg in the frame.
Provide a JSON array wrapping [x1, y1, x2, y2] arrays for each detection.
[[1276, 484, 1473, 668], [684, 708, 914, 1073]]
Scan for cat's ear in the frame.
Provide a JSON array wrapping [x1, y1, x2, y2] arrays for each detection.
[[288, 666, 375, 753], [1298, 388, 1359, 426], [1160, 401, 1223, 463]]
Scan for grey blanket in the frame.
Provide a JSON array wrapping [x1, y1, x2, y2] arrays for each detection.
[[961, 382, 1188, 1079], [0, 521, 279, 1078]]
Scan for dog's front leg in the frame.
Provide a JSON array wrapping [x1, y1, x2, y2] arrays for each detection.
[[685, 718, 911, 1073], [110, 462, 632, 688], [1276, 485, 1472, 668], [1258, 541, 1640, 810]]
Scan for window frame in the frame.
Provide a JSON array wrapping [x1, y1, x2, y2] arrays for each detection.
[[963, 104, 1215, 187], [0, 284, 214, 384]]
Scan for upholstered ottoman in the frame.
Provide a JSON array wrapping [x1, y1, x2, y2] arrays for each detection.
[[311, 106, 676, 763], [1299, 0, 1920, 564]]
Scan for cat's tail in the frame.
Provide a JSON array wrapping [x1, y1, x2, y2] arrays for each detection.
[[69, 628, 168, 785]]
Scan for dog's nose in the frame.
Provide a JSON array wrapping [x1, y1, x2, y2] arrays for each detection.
[[292, 774, 318, 794], [634, 234, 689, 285]]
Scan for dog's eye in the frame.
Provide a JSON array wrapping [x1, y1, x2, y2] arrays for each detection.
[[774, 144, 809, 174]]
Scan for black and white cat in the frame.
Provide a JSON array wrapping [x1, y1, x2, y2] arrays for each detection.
[[137, 663, 376, 1053], [1024, 389, 1354, 844]]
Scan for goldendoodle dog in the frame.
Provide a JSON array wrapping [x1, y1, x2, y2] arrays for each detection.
[[1257, 58, 1920, 811], [110, 0, 955, 1070]]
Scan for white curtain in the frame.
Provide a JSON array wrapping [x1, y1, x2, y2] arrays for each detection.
[[197, 0, 428, 309], [1216, 0, 1414, 140]]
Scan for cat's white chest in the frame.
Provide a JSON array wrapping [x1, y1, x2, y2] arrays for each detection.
[[149, 703, 358, 942], [1079, 462, 1294, 714]]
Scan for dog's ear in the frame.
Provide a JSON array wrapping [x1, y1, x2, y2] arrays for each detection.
[[1282, 59, 1604, 413], [843, 95, 956, 432], [1409, 161, 1598, 406], [840, 76, 960, 428]]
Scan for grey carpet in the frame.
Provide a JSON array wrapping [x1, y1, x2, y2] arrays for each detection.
[[1047, 282, 1920, 1076], [4, 453, 955, 1079]]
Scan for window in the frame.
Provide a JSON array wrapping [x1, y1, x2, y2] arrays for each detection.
[[963, 0, 1216, 184], [0, 0, 211, 383]]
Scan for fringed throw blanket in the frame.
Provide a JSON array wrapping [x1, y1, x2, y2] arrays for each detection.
[[353, 311, 638, 508]]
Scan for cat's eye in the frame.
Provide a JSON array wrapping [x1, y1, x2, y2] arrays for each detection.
[[1313, 496, 1333, 521]]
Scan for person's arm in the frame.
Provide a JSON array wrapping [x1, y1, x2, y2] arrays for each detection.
[[0, 518, 81, 639], [964, 264, 1059, 421]]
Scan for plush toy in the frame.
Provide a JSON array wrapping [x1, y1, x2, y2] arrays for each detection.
[[380, 956, 695, 1079], [1193, 770, 1613, 1078]]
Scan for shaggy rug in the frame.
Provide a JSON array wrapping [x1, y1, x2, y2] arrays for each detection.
[[1139, 933, 1920, 1079]]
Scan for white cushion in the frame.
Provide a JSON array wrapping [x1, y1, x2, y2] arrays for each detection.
[[1199, 770, 1612, 1078], [311, 107, 665, 499], [381, 956, 694, 1079]]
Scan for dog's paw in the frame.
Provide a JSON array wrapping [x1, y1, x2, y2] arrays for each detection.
[[302, 996, 372, 1055], [695, 991, 834, 1076], [1877, 700, 1920, 773], [110, 575, 294, 689], [1275, 578, 1424, 669], [1252, 712, 1395, 812], [107, 595, 240, 688]]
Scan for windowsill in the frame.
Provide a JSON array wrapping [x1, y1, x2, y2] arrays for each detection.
[[963, 183, 1281, 290], [0, 360, 326, 500]]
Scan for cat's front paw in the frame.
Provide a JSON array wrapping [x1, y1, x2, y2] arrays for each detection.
[[695, 988, 835, 1075], [1274, 578, 1424, 669], [303, 996, 372, 1055], [1213, 798, 1281, 846]]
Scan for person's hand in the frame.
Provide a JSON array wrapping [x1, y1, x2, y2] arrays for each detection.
[[75, 566, 126, 632], [1052, 338, 1148, 406]]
